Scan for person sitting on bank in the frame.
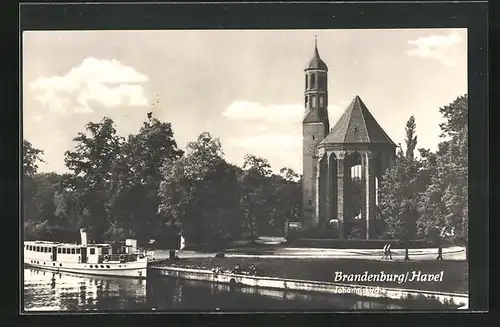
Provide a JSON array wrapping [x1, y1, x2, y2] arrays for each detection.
[[232, 264, 242, 274], [249, 264, 259, 276]]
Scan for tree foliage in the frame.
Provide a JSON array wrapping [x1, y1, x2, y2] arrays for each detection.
[[158, 132, 241, 246], [23, 140, 45, 176], [417, 95, 468, 243], [379, 115, 423, 240], [379, 95, 468, 245], [63, 117, 124, 241]]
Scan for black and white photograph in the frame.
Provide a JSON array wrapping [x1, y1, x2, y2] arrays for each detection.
[[19, 3, 488, 314]]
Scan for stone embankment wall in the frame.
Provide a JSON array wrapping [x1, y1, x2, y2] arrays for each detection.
[[149, 266, 468, 308]]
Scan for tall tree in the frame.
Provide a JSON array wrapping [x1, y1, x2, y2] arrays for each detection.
[[22, 140, 45, 237], [63, 117, 124, 242], [239, 154, 272, 242], [379, 116, 423, 240], [158, 132, 241, 247], [417, 95, 468, 244], [107, 114, 184, 242], [274, 167, 301, 236], [23, 140, 45, 176], [405, 116, 418, 160]]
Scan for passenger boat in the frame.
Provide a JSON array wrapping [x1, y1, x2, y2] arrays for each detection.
[[24, 229, 147, 278]]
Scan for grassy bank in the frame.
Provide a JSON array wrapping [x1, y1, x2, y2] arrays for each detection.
[[165, 257, 467, 294]]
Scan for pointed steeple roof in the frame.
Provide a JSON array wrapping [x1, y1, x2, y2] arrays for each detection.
[[303, 107, 328, 124], [303, 109, 322, 123], [321, 95, 396, 145], [306, 36, 328, 71]]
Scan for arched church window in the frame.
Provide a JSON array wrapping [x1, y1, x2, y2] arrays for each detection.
[[310, 73, 316, 88], [319, 96, 324, 107], [305, 95, 308, 108], [305, 75, 309, 89], [311, 96, 317, 108]]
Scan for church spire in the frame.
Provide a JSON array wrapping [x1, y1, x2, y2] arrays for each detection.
[[314, 34, 319, 55], [306, 35, 328, 71]]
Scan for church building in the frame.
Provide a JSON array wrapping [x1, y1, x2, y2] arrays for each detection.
[[301, 39, 397, 239]]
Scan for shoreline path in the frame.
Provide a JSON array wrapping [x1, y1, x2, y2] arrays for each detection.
[[148, 237, 466, 262]]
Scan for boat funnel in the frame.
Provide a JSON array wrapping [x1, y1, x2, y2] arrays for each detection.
[[80, 228, 88, 246]]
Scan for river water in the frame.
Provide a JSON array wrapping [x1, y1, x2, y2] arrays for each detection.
[[24, 268, 446, 312]]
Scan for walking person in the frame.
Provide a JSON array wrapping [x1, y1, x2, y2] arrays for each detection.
[[387, 244, 393, 260], [381, 244, 388, 260], [404, 247, 410, 261], [436, 244, 444, 260]]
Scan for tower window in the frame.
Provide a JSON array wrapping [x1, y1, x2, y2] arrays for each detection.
[[305, 96, 308, 107], [319, 75, 326, 89], [305, 75, 308, 89], [319, 96, 324, 107], [311, 96, 317, 108], [312, 135, 315, 140], [311, 73, 316, 88]]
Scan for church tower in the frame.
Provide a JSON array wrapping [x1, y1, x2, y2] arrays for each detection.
[[302, 37, 330, 229]]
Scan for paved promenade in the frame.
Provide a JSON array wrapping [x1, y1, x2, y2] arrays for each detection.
[[148, 237, 466, 262]]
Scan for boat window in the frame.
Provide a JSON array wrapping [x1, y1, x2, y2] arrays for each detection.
[[62, 248, 65, 254], [102, 248, 109, 255], [90, 248, 95, 255], [36, 246, 40, 252], [90, 265, 93, 268], [71, 249, 76, 254], [58, 248, 61, 254], [106, 265, 110, 268], [100, 265, 104, 268], [44, 247, 48, 253], [76, 249, 80, 254]]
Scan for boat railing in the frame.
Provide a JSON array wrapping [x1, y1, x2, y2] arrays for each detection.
[[99, 253, 139, 263]]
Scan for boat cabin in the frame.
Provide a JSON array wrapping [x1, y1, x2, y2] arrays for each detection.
[[24, 230, 141, 265]]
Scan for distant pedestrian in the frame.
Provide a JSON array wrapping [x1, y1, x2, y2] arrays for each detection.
[[404, 247, 410, 261], [387, 244, 393, 260], [381, 244, 388, 260], [436, 245, 444, 260]]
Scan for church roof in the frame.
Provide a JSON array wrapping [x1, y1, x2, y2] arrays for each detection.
[[305, 40, 328, 71], [303, 108, 329, 124], [320, 95, 396, 145], [303, 109, 322, 123]]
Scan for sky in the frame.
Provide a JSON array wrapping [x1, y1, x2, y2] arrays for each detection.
[[22, 29, 467, 175]]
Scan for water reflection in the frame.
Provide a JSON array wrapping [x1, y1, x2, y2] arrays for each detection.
[[24, 268, 148, 311], [24, 268, 407, 312]]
